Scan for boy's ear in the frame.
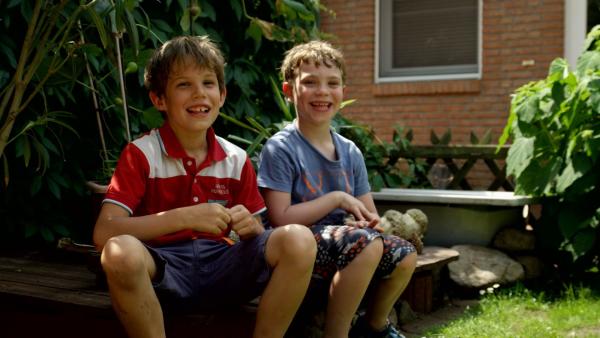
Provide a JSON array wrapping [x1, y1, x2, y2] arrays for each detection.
[[282, 82, 293, 100], [149, 91, 166, 111], [219, 87, 227, 108]]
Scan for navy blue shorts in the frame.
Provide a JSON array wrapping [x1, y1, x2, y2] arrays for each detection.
[[146, 229, 273, 311], [311, 224, 416, 280]]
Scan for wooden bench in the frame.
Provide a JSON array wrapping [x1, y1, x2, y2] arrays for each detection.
[[402, 246, 460, 313], [0, 246, 458, 337]]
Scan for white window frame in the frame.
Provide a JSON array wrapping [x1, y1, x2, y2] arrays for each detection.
[[564, 0, 587, 71], [375, 0, 483, 83]]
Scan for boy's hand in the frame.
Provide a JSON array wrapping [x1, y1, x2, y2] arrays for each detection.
[[186, 203, 231, 234], [338, 192, 377, 223], [345, 214, 383, 232], [227, 205, 264, 241]]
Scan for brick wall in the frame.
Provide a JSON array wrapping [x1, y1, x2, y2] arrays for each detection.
[[320, 0, 564, 145], [320, 0, 564, 189]]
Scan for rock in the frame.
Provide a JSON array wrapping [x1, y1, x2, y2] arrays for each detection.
[[396, 300, 417, 325], [493, 227, 535, 252], [448, 245, 524, 288], [514, 255, 544, 280]]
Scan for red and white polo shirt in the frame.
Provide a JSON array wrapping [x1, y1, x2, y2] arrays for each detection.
[[103, 123, 266, 245]]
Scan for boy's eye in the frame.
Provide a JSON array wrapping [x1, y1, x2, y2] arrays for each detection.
[[329, 81, 341, 87], [177, 82, 190, 87], [203, 80, 215, 86]]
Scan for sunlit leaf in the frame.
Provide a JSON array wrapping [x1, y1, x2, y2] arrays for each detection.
[[506, 137, 534, 177], [576, 51, 600, 77]]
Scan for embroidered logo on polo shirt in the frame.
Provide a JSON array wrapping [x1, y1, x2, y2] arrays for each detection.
[[211, 183, 229, 195]]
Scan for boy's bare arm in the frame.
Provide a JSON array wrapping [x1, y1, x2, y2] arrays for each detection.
[[93, 202, 231, 250], [263, 188, 377, 227]]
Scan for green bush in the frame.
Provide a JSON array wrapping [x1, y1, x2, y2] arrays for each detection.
[[500, 25, 600, 278], [0, 0, 325, 246]]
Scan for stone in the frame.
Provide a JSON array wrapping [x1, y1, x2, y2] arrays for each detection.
[[396, 300, 417, 325], [493, 227, 535, 252], [514, 255, 544, 280], [448, 245, 524, 288]]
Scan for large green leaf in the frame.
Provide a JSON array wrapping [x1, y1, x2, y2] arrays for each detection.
[[548, 58, 569, 78], [558, 207, 592, 239], [576, 51, 600, 77], [564, 227, 597, 260], [506, 137, 535, 177], [514, 92, 540, 124], [581, 25, 600, 52], [556, 153, 592, 193], [588, 78, 600, 110], [514, 156, 562, 195]]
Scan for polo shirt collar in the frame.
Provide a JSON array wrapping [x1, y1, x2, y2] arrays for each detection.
[[157, 123, 227, 164]]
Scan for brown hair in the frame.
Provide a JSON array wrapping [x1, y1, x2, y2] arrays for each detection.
[[144, 35, 226, 97], [281, 40, 346, 84]]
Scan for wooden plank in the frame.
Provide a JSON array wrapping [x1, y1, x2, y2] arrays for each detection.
[[0, 255, 110, 310], [0, 279, 111, 309], [0, 256, 96, 281], [415, 246, 460, 273], [0, 246, 459, 317]]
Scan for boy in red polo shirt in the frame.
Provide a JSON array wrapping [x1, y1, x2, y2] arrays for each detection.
[[93, 35, 316, 338]]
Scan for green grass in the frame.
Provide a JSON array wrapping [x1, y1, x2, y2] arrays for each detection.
[[424, 284, 600, 338]]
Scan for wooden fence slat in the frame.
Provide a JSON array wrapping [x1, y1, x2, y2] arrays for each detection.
[[398, 145, 512, 191]]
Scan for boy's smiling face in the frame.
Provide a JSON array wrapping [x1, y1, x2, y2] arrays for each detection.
[[150, 59, 225, 138], [284, 60, 344, 127]]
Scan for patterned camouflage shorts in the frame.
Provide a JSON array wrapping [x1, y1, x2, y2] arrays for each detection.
[[310, 224, 416, 280]]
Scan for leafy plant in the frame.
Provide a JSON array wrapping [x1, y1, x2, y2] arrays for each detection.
[[499, 25, 600, 276], [0, 0, 327, 245], [333, 115, 428, 191]]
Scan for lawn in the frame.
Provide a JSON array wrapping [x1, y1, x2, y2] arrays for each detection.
[[424, 284, 600, 338]]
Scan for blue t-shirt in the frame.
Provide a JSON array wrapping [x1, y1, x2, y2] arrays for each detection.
[[257, 122, 371, 225]]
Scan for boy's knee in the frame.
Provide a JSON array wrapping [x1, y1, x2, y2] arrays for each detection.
[[395, 251, 417, 273], [273, 224, 316, 261], [101, 235, 147, 278], [361, 237, 384, 262]]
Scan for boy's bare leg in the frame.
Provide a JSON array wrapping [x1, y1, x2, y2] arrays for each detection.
[[365, 252, 417, 330], [101, 235, 164, 338], [255, 224, 316, 338], [324, 239, 383, 338]]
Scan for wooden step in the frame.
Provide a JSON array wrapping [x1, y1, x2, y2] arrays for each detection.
[[0, 246, 459, 336], [403, 246, 460, 313]]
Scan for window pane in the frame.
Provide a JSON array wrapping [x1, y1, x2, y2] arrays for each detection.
[[379, 0, 480, 80]]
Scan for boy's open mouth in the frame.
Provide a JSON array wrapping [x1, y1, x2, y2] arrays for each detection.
[[187, 104, 211, 115], [310, 102, 332, 111]]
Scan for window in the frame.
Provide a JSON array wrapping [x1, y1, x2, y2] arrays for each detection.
[[377, 0, 481, 82]]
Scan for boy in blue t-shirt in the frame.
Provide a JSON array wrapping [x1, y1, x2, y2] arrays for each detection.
[[258, 41, 417, 338]]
